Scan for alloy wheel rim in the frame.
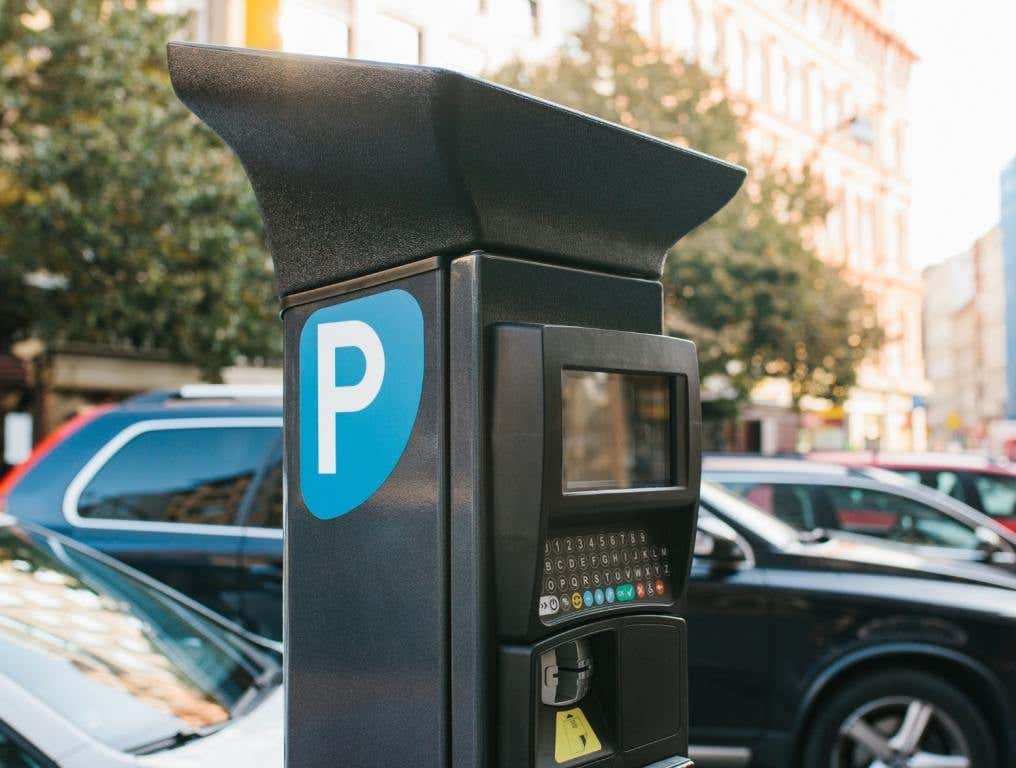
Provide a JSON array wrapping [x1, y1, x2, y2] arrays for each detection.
[[833, 695, 972, 768]]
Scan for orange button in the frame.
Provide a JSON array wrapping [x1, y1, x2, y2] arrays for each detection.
[[655, 579, 665, 594]]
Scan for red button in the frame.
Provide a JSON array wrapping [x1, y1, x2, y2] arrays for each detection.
[[655, 579, 665, 595], [635, 581, 646, 599]]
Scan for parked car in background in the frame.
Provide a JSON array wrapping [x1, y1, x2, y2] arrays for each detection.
[[0, 515, 282, 767], [0, 386, 285, 640], [810, 451, 1016, 533], [689, 482, 1016, 768], [703, 455, 1016, 571]]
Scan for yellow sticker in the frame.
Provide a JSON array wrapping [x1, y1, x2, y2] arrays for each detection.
[[554, 707, 602, 764]]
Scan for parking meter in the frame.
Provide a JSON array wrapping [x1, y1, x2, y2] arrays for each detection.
[[169, 43, 744, 768]]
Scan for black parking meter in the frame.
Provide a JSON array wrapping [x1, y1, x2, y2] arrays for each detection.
[[169, 43, 744, 768]]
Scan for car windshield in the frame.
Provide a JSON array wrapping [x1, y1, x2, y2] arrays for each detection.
[[0, 521, 273, 753], [700, 481, 799, 548]]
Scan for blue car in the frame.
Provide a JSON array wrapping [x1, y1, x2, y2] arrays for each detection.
[[0, 386, 285, 640]]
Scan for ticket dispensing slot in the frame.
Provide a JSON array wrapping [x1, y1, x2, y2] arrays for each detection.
[[492, 324, 700, 767]]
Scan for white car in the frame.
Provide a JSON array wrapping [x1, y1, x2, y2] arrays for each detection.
[[0, 516, 282, 767]]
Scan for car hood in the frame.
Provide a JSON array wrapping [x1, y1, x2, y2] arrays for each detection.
[[136, 688, 282, 768], [779, 535, 1016, 592]]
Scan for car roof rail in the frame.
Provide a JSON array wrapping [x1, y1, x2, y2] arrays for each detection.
[[125, 384, 283, 405]]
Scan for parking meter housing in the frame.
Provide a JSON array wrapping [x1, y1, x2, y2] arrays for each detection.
[[169, 43, 745, 768]]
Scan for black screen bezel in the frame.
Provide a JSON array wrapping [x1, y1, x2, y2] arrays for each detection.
[[541, 325, 699, 517]]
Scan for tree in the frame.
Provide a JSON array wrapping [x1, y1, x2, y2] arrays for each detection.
[[491, 7, 880, 410], [0, 0, 279, 379]]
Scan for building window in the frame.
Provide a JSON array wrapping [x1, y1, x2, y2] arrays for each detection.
[[788, 65, 804, 123], [699, 13, 719, 68], [722, 17, 743, 88], [769, 48, 787, 112], [279, 0, 351, 57], [675, 0, 699, 61], [373, 14, 422, 65], [746, 38, 764, 100]]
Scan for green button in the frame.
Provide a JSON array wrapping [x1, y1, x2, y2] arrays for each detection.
[[616, 583, 635, 602]]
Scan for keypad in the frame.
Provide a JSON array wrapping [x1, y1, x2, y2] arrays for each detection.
[[538, 528, 671, 622]]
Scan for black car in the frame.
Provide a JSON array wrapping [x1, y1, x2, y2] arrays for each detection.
[[690, 481, 1016, 768], [0, 386, 284, 639]]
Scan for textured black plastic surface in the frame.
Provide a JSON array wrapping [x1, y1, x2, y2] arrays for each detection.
[[167, 42, 745, 296], [281, 267, 447, 767]]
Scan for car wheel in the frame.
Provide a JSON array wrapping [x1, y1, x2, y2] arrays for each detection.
[[802, 669, 996, 768]]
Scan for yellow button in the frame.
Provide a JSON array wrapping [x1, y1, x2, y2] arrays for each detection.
[[571, 592, 582, 609]]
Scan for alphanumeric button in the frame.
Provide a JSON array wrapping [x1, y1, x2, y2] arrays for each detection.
[[638, 530, 647, 544], [592, 572, 601, 586], [662, 562, 671, 576], [567, 556, 577, 570], [598, 533, 607, 549], [557, 576, 568, 591], [556, 557, 566, 573], [641, 547, 650, 561], [552, 538, 562, 554], [614, 569, 623, 582], [630, 548, 640, 563], [581, 574, 591, 588], [569, 574, 580, 589], [545, 541, 550, 555], [624, 567, 632, 580], [633, 565, 643, 580], [627, 531, 637, 545], [579, 555, 588, 570], [650, 545, 659, 560], [651, 564, 661, 578], [586, 535, 597, 550], [660, 545, 668, 557], [575, 536, 584, 552], [608, 533, 618, 547], [545, 559, 553, 575], [622, 550, 630, 565], [611, 551, 620, 565], [564, 537, 575, 553], [546, 577, 556, 592]]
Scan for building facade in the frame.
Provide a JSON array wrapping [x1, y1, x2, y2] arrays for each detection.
[[1002, 156, 1016, 418], [190, 0, 927, 451], [923, 226, 1006, 451]]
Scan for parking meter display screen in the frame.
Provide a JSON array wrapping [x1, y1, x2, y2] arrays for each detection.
[[562, 370, 671, 492]]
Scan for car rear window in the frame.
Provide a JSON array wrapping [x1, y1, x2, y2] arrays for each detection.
[[972, 474, 1016, 519], [76, 426, 280, 526]]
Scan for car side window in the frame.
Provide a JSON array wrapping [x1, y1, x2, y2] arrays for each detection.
[[727, 482, 815, 530], [244, 446, 284, 529], [972, 474, 1016, 519], [77, 426, 280, 526], [0, 725, 53, 768], [921, 470, 966, 503], [823, 486, 980, 549]]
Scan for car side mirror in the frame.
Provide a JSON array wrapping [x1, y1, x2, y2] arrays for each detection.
[[695, 517, 751, 570]]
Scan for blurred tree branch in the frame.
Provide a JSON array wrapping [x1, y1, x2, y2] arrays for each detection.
[[0, 0, 279, 379], [491, 4, 881, 411]]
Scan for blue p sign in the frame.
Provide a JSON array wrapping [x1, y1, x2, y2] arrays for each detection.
[[299, 289, 424, 520]]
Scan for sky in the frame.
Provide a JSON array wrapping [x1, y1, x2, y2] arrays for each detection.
[[893, 0, 1016, 269]]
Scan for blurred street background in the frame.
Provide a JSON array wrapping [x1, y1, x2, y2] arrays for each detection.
[[2, 0, 1016, 464]]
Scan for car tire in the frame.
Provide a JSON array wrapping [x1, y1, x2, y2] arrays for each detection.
[[801, 669, 996, 768]]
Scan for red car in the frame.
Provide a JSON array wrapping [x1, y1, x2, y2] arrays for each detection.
[[810, 452, 1016, 533]]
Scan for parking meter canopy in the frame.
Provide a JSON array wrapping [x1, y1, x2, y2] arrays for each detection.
[[168, 42, 745, 299]]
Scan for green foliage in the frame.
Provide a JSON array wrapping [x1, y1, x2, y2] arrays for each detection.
[[492, 7, 881, 407], [0, 0, 278, 379]]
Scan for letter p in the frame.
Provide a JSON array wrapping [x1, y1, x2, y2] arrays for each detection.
[[317, 320, 385, 474]]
